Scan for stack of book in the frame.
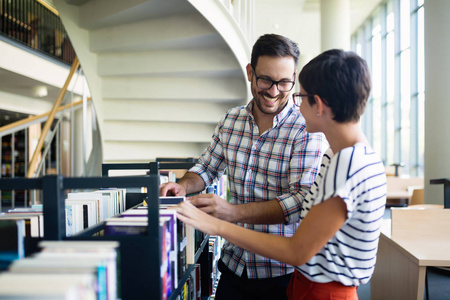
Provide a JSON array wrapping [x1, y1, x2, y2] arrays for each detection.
[[208, 235, 223, 298], [0, 240, 119, 300], [0, 188, 126, 238], [0, 207, 43, 238], [65, 188, 127, 236], [103, 196, 189, 299]]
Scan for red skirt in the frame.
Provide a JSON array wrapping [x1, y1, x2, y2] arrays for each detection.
[[286, 269, 358, 300]]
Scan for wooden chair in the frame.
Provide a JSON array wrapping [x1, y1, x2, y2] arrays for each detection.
[[409, 188, 424, 206], [386, 177, 424, 207]]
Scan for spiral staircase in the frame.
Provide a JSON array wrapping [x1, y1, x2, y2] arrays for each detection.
[[51, 0, 252, 165]]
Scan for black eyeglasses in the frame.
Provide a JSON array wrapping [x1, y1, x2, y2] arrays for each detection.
[[292, 93, 314, 107], [252, 67, 295, 92]]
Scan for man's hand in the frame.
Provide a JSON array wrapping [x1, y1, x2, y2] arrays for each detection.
[[160, 182, 187, 196], [188, 193, 235, 222]]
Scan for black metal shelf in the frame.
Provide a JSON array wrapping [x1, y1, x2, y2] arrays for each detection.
[[0, 175, 163, 300], [1, 158, 213, 299]]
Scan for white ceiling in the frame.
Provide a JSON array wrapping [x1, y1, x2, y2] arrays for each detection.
[[303, 0, 382, 32]]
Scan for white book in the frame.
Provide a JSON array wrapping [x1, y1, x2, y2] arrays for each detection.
[[65, 200, 90, 234], [0, 213, 41, 237], [68, 192, 105, 222], [0, 273, 97, 299], [37, 240, 119, 300]]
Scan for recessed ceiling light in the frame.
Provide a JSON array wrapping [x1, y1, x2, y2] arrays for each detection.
[[31, 85, 48, 97]]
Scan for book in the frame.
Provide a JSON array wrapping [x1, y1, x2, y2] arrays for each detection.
[[95, 188, 127, 216], [159, 196, 185, 205], [8, 256, 109, 300], [65, 200, 94, 233], [68, 192, 105, 223], [0, 212, 42, 237], [37, 240, 119, 300], [0, 272, 98, 299], [104, 217, 148, 236], [159, 209, 179, 291], [194, 263, 201, 300], [0, 219, 25, 270], [159, 170, 176, 184]]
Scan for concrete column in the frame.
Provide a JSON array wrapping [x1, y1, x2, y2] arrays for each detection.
[[424, 0, 450, 205], [320, 0, 350, 51]]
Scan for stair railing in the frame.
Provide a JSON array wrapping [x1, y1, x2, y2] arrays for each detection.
[[0, 56, 97, 210], [26, 56, 79, 178]]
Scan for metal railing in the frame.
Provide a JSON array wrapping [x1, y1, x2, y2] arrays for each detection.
[[0, 0, 75, 65], [0, 57, 98, 211]]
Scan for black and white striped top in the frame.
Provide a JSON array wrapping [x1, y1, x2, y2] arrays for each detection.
[[298, 143, 387, 286]]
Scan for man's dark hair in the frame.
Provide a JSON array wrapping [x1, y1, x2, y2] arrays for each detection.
[[251, 34, 300, 69], [299, 49, 371, 123]]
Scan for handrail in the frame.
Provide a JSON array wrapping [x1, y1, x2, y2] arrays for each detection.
[[0, 98, 89, 137], [26, 56, 80, 178], [0, 0, 75, 65]]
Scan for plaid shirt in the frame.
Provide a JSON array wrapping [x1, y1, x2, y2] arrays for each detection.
[[189, 99, 326, 279]]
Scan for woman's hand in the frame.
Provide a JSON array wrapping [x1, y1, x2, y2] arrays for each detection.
[[175, 200, 223, 236]]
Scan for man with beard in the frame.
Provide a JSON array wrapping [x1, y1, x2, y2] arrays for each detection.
[[160, 34, 326, 300]]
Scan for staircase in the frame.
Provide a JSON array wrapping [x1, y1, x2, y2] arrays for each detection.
[[52, 0, 251, 164]]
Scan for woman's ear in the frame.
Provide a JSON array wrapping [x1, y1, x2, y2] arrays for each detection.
[[246, 64, 253, 82], [313, 95, 324, 117]]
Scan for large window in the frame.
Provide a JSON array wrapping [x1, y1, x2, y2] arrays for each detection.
[[352, 0, 424, 176]]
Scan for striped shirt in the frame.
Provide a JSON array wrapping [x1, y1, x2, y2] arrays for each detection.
[[189, 99, 326, 279], [298, 144, 387, 286]]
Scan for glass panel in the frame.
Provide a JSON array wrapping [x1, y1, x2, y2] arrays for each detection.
[[372, 14, 381, 36], [416, 6, 425, 176], [372, 26, 382, 156], [400, 0, 410, 51], [387, 1, 394, 32], [386, 32, 395, 165], [418, 7, 425, 93], [353, 0, 423, 177], [356, 43, 361, 56], [400, 49, 411, 173], [418, 92, 425, 175]]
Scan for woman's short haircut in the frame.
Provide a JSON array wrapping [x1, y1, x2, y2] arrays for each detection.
[[299, 49, 371, 123]]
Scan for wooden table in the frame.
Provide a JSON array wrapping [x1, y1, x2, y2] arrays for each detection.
[[386, 191, 412, 207], [386, 177, 423, 207], [371, 208, 450, 300]]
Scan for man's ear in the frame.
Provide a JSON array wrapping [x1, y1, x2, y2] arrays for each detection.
[[246, 64, 253, 82]]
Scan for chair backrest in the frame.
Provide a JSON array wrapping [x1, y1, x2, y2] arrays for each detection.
[[410, 188, 424, 205]]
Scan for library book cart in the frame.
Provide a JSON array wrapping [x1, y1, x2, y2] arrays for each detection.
[[0, 161, 211, 300]]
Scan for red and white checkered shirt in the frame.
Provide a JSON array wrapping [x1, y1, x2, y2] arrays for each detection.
[[189, 99, 327, 279]]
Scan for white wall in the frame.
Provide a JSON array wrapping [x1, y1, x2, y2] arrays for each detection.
[[253, 0, 383, 76], [253, 0, 321, 77], [424, 0, 450, 205]]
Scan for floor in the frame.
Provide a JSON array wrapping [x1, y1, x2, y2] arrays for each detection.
[[356, 208, 450, 300], [357, 268, 450, 300]]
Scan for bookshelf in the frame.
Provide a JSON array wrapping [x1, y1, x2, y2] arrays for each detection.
[[0, 174, 210, 300], [102, 161, 215, 299], [101, 161, 196, 208]]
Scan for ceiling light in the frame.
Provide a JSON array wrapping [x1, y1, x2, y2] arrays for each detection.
[[32, 85, 48, 97]]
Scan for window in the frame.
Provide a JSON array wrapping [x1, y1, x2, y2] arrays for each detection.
[[351, 0, 424, 176]]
